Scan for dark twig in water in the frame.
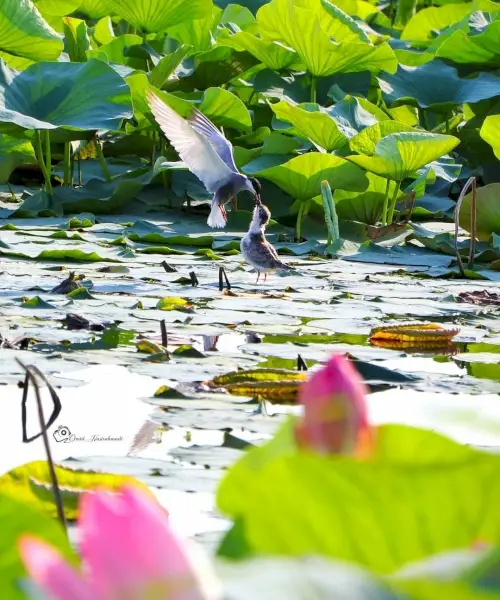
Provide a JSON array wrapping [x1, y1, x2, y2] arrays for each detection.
[[160, 319, 168, 348], [16, 360, 67, 534], [189, 271, 199, 287], [297, 354, 308, 371], [454, 177, 475, 278], [219, 266, 231, 292], [161, 260, 177, 273]]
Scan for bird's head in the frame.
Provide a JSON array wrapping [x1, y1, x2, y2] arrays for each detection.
[[256, 203, 271, 227], [249, 177, 261, 202]]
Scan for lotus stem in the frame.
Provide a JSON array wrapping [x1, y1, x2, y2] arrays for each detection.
[[78, 156, 82, 186], [321, 180, 339, 245], [454, 176, 475, 278], [382, 178, 391, 225], [70, 152, 75, 186], [310, 76, 317, 104], [296, 201, 305, 241], [468, 177, 477, 267], [34, 130, 53, 196], [386, 181, 401, 224], [421, 108, 429, 131], [63, 142, 71, 186], [45, 130, 51, 174], [95, 140, 111, 182]]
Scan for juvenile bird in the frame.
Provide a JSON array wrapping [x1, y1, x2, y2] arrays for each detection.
[[241, 199, 291, 283], [147, 91, 261, 228]]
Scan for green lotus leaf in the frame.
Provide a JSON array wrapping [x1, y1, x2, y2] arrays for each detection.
[[300, 0, 371, 43], [377, 60, 500, 111], [148, 45, 191, 89], [0, 0, 63, 61], [394, 0, 416, 27], [199, 87, 252, 132], [480, 114, 500, 160], [349, 121, 417, 155], [63, 17, 90, 63], [78, 0, 112, 19], [459, 183, 500, 241], [271, 100, 347, 151], [347, 132, 460, 181], [34, 0, 80, 16], [101, 0, 213, 33], [217, 425, 500, 573], [218, 31, 299, 71], [166, 8, 221, 54], [256, 0, 397, 77], [436, 20, 500, 66], [335, 172, 399, 225], [0, 58, 132, 136], [401, 0, 500, 43], [0, 134, 35, 183], [243, 152, 368, 200], [327, 95, 389, 139], [87, 34, 147, 69]]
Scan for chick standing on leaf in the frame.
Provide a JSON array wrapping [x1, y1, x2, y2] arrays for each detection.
[[241, 198, 291, 283]]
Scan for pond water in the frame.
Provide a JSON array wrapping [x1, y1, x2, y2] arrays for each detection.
[[1, 211, 500, 551]]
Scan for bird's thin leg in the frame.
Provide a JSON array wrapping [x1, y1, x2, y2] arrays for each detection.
[[256, 271, 260, 283], [264, 272, 267, 283], [230, 197, 237, 212]]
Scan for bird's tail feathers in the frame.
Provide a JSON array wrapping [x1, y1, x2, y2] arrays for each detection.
[[207, 198, 227, 229]]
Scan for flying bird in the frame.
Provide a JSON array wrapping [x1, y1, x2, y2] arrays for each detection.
[[147, 91, 261, 228], [241, 199, 291, 283]]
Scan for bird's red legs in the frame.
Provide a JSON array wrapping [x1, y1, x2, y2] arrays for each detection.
[[230, 197, 237, 212], [220, 205, 227, 220]]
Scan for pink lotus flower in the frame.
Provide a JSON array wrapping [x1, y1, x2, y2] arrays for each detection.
[[295, 354, 374, 457], [18, 486, 221, 600]]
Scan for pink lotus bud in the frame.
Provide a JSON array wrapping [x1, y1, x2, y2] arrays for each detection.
[[19, 485, 221, 600], [295, 354, 374, 457]]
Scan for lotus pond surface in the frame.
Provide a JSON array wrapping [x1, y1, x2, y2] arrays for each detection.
[[1, 198, 500, 551]]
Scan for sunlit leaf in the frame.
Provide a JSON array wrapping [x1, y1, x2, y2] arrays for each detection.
[[479, 114, 500, 160], [459, 182, 500, 241], [243, 152, 368, 199], [347, 132, 460, 181], [0, 0, 63, 61], [435, 20, 500, 66], [218, 31, 299, 70], [271, 100, 348, 151], [101, 0, 213, 33]]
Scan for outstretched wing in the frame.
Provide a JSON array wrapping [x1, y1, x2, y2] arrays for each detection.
[[188, 107, 239, 174], [147, 91, 233, 193]]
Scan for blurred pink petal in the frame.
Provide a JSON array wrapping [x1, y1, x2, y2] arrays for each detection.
[[296, 354, 374, 457], [19, 536, 97, 600], [80, 485, 217, 599]]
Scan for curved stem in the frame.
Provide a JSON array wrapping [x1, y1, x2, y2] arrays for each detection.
[[387, 181, 401, 225], [382, 178, 390, 225], [34, 130, 53, 195]]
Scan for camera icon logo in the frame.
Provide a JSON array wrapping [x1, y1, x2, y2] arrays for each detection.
[[53, 425, 72, 443]]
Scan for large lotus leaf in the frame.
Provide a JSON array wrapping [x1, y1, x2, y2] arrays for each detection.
[[34, 0, 80, 16], [401, 1, 500, 43], [394, 0, 416, 27], [217, 31, 299, 71], [0, 58, 132, 136], [0, 0, 63, 61], [77, 0, 111, 19], [199, 87, 252, 132], [377, 60, 500, 111], [166, 8, 221, 54], [349, 121, 417, 155], [101, 0, 213, 33], [256, 0, 397, 77], [435, 21, 500, 66], [480, 114, 500, 160], [459, 182, 500, 241], [0, 134, 35, 183], [347, 132, 460, 181], [217, 425, 500, 573], [271, 100, 347, 151], [334, 172, 398, 225], [326, 95, 388, 139], [242, 152, 368, 199], [298, 0, 371, 43]]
